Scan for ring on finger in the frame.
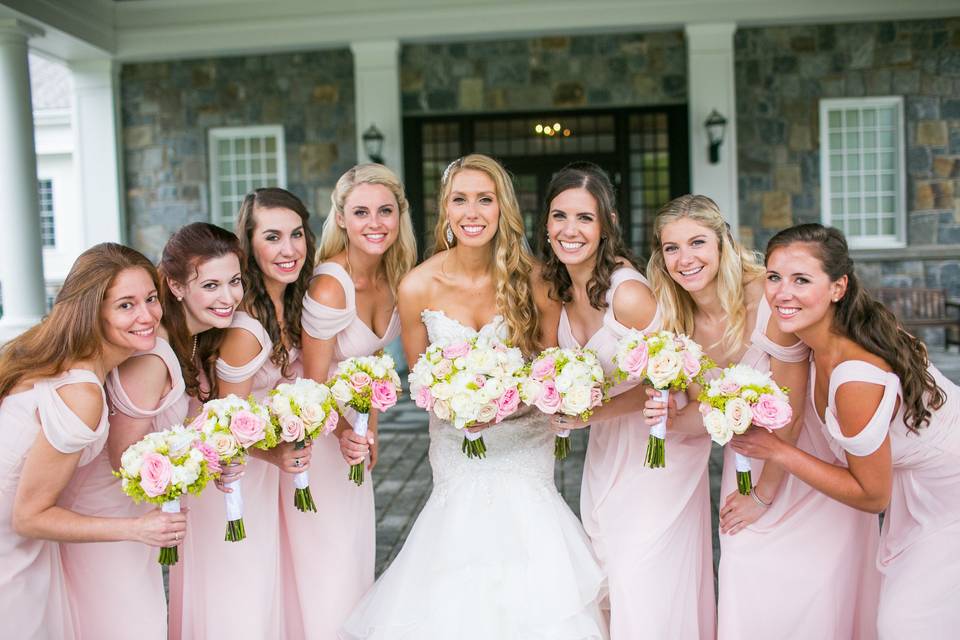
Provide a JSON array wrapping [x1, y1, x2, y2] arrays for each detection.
[[294, 458, 301, 468]]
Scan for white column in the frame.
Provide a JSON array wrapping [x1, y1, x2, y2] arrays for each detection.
[[350, 39, 403, 178], [70, 58, 126, 246], [685, 23, 739, 232], [0, 20, 46, 339]]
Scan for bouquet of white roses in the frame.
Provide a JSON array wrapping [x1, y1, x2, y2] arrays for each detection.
[[189, 394, 274, 541], [409, 336, 526, 459], [698, 364, 793, 495], [614, 329, 713, 468], [519, 347, 608, 460], [329, 353, 401, 485], [115, 424, 216, 564], [267, 378, 340, 512]]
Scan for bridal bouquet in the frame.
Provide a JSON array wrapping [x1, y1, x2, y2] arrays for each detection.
[[267, 378, 340, 512], [189, 395, 274, 541], [698, 364, 792, 495], [614, 329, 712, 468], [115, 424, 216, 564], [519, 347, 607, 460], [329, 354, 402, 486], [409, 337, 525, 459]]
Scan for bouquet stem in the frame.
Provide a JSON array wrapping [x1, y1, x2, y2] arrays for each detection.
[[461, 429, 486, 459], [735, 452, 753, 495], [554, 429, 571, 461], [292, 441, 316, 512], [223, 479, 246, 542], [645, 388, 669, 469], [348, 412, 370, 486], [159, 499, 180, 565]]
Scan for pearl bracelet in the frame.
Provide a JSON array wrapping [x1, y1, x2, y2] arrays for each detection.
[[751, 487, 771, 508]]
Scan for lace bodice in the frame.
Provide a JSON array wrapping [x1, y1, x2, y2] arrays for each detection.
[[419, 309, 557, 499]]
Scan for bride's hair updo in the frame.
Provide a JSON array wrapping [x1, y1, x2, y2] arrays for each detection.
[[433, 154, 541, 355]]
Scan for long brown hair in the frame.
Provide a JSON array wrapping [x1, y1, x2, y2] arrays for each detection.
[[235, 188, 316, 377], [765, 223, 946, 432], [0, 243, 159, 401], [159, 222, 243, 401], [539, 162, 643, 309]]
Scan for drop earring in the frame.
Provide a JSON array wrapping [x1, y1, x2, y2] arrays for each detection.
[[445, 223, 455, 246]]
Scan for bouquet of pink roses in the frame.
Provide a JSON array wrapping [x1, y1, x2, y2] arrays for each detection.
[[189, 394, 274, 541], [267, 378, 340, 512], [115, 424, 216, 564], [409, 336, 525, 459], [519, 347, 608, 460], [698, 364, 793, 495], [614, 329, 713, 468], [328, 353, 401, 485]]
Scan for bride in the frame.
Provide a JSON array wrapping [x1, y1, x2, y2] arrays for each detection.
[[340, 154, 607, 639]]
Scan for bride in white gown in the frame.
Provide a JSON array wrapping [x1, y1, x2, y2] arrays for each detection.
[[340, 155, 607, 640]]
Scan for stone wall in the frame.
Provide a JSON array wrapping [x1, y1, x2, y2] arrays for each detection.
[[121, 49, 355, 260], [401, 31, 687, 114]]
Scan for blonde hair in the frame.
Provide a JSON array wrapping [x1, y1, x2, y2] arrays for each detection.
[[317, 163, 417, 297], [646, 194, 764, 355], [434, 154, 541, 355]]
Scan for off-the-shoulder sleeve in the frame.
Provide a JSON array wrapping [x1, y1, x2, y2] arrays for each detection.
[[824, 360, 900, 457], [604, 267, 661, 335], [107, 338, 186, 418], [216, 312, 273, 383], [302, 262, 356, 340], [751, 297, 810, 363], [36, 369, 108, 460]]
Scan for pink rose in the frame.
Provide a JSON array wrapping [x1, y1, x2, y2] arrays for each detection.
[[751, 394, 792, 430], [589, 386, 603, 409], [322, 409, 340, 436], [534, 380, 562, 414], [433, 359, 453, 378], [349, 372, 373, 392], [188, 412, 206, 432], [442, 341, 471, 359], [495, 387, 520, 422], [699, 402, 713, 417], [718, 380, 740, 396], [195, 441, 222, 474], [371, 380, 398, 411], [530, 356, 556, 381], [139, 452, 173, 498], [682, 351, 701, 378], [472, 375, 486, 389], [622, 343, 649, 378], [229, 410, 266, 448], [415, 386, 434, 411], [280, 414, 306, 443]]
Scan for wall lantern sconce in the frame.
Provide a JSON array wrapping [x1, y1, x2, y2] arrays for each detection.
[[704, 109, 727, 164], [362, 124, 385, 165]]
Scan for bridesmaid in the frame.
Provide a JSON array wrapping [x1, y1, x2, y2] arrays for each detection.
[[0, 243, 186, 639], [644, 197, 879, 639], [60, 223, 244, 639], [734, 223, 960, 639], [285, 164, 416, 638], [172, 189, 315, 638], [538, 164, 713, 638]]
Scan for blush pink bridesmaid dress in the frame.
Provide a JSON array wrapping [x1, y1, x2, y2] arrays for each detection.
[[717, 300, 881, 639], [59, 338, 188, 640], [168, 311, 299, 639], [558, 267, 716, 640], [0, 369, 109, 640], [282, 262, 399, 640], [813, 360, 960, 639]]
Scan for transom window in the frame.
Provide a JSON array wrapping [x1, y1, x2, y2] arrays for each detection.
[[208, 125, 287, 228]]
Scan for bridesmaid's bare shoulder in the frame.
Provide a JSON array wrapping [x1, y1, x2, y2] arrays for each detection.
[[56, 379, 105, 430], [115, 352, 171, 411]]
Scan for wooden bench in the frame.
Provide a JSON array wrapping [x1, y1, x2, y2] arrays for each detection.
[[871, 287, 960, 351]]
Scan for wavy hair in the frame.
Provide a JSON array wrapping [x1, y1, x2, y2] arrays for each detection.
[[317, 163, 417, 296], [538, 162, 643, 309], [647, 194, 765, 355], [159, 222, 243, 401], [0, 243, 159, 401], [235, 188, 316, 378], [766, 223, 945, 432], [434, 154, 541, 355]]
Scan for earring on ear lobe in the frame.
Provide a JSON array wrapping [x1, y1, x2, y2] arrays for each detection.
[[176, 296, 183, 302], [445, 223, 455, 246]]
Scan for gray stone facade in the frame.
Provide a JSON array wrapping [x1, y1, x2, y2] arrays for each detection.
[[734, 18, 960, 306], [401, 31, 687, 114], [121, 49, 355, 260]]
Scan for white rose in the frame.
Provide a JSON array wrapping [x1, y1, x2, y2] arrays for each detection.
[[209, 432, 239, 459], [271, 394, 292, 416], [519, 378, 542, 404], [561, 385, 592, 416], [477, 402, 498, 423], [121, 448, 143, 476], [450, 393, 476, 419], [432, 381, 454, 401], [646, 350, 683, 389], [724, 397, 754, 434], [166, 429, 196, 459], [300, 403, 324, 428], [704, 410, 733, 445], [432, 398, 451, 421], [330, 379, 353, 404]]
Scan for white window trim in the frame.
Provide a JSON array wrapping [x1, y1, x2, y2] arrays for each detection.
[[208, 125, 287, 228], [819, 96, 906, 250]]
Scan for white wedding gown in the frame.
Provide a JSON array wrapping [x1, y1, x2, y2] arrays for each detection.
[[340, 310, 607, 640]]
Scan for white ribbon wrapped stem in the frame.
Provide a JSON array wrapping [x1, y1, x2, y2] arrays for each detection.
[[557, 428, 571, 438], [463, 429, 483, 442], [223, 480, 244, 521], [650, 388, 670, 439], [293, 470, 310, 490], [162, 499, 180, 514], [734, 452, 752, 473], [352, 412, 370, 438]]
